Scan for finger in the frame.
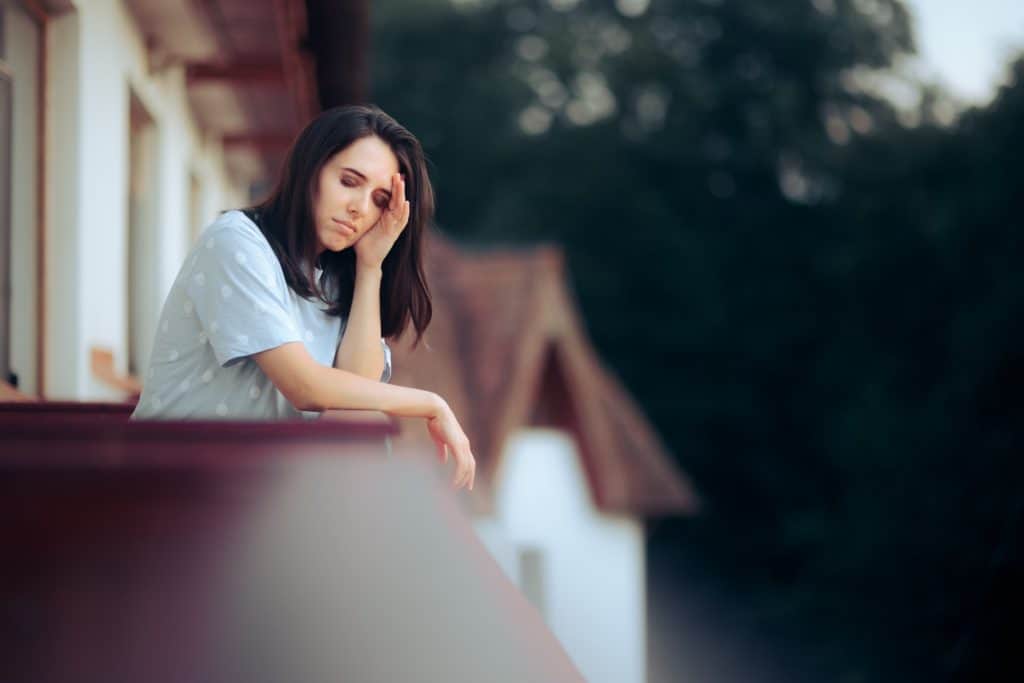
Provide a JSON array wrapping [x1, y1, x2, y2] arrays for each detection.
[[457, 449, 475, 490], [384, 204, 409, 238], [389, 201, 409, 236], [452, 453, 470, 490], [390, 173, 402, 213], [451, 459, 464, 489], [433, 439, 446, 464], [389, 206, 408, 236]]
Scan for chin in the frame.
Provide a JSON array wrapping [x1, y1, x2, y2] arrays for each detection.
[[319, 235, 351, 253]]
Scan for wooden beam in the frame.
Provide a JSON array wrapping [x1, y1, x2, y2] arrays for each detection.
[[89, 346, 143, 399], [222, 133, 295, 151], [16, 0, 48, 24], [305, 0, 369, 108], [272, 0, 319, 126], [185, 61, 286, 86]]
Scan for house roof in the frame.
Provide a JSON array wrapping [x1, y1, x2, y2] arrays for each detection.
[[389, 232, 700, 518]]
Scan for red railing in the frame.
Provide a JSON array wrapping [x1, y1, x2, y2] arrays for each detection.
[[0, 402, 583, 682]]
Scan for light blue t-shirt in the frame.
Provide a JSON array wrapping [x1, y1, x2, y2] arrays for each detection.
[[132, 210, 391, 420]]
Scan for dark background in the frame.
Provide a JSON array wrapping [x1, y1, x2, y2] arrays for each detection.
[[368, 1, 1023, 680]]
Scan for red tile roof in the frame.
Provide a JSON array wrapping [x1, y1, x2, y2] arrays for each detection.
[[389, 231, 699, 517]]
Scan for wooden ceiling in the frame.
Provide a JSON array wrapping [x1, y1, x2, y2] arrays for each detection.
[[124, 0, 368, 198]]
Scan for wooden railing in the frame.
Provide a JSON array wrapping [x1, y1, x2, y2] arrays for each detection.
[[0, 401, 583, 682]]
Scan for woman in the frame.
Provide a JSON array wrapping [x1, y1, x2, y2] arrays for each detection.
[[132, 105, 474, 490]]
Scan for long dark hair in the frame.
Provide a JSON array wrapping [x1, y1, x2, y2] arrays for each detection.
[[247, 104, 433, 344]]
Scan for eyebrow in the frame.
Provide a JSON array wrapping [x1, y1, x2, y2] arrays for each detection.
[[342, 167, 392, 195]]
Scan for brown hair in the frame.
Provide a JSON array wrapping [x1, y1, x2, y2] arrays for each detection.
[[247, 104, 433, 344]]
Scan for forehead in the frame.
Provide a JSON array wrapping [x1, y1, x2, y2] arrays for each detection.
[[328, 136, 399, 187]]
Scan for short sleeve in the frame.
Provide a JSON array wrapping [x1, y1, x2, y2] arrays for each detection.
[[186, 219, 301, 367], [380, 338, 392, 383]]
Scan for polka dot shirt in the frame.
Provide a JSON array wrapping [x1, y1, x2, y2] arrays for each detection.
[[132, 210, 391, 420]]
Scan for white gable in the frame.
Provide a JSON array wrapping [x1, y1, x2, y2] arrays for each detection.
[[480, 427, 647, 683]]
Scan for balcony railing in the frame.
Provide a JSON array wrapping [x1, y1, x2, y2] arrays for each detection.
[[0, 400, 583, 682]]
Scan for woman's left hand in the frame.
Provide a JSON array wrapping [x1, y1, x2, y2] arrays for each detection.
[[354, 172, 410, 270]]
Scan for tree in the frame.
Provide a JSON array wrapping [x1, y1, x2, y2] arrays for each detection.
[[371, 1, 1023, 680]]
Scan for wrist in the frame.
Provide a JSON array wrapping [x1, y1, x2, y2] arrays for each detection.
[[355, 260, 384, 278], [424, 391, 448, 419]]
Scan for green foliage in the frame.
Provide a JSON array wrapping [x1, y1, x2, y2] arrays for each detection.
[[371, 1, 1023, 680]]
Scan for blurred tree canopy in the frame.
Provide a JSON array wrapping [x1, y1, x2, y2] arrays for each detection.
[[370, 1, 1023, 680]]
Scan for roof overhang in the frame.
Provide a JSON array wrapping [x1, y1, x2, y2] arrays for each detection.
[[123, 0, 320, 197]]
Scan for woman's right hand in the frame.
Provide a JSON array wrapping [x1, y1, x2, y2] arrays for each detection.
[[426, 400, 476, 490], [253, 346, 475, 488]]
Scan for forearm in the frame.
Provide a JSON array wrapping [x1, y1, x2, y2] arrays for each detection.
[[335, 265, 387, 380], [308, 366, 441, 417], [256, 342, 439, 416], [253, 341, 472, 488]]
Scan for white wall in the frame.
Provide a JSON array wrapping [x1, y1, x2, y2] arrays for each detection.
[[44, 8, 82, 398], [42, 0, 243, 399], [472, 517, 521, 585], [487, 428, 647, 683]]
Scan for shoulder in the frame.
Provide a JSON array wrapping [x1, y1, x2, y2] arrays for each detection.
[[196, 210, 279, 263], [202, 210, 266, 247]]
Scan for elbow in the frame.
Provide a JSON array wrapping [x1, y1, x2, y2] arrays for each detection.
[[291, 394, 323, 412], [284, 374, 325, 412], [291, 389, 326, 413]]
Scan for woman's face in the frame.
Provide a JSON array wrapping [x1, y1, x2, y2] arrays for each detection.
[[312, 135, 400, 256]]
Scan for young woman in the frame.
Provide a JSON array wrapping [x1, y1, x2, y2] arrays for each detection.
[[132, 105, 475, 490]]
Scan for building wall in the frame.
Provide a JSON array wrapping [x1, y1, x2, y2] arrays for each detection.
[[43, 7, 82, 398], [487, 427, 647, 683], [40, 0, 243, 398]]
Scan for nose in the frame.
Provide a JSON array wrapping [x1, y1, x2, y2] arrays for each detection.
[[348, 191, 371, 219]]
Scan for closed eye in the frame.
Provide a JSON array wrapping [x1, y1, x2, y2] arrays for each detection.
[[343, 174, 390, 208]]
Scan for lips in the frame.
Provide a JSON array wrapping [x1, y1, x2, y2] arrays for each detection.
[[331, 218, 357, 236]]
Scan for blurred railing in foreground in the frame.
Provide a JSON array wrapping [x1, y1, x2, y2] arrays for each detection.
[[0, 402, 583, 683]]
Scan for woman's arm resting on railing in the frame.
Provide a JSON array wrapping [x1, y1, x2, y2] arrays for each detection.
[[254, 342, 475, 489], [259, 341, 425, 415]]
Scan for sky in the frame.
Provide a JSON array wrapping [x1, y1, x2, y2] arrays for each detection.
[[904, 0, 1024, 104]]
